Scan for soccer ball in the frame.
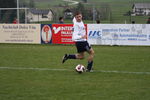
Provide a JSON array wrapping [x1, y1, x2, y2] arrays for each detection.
[[75, 64, 85, 73]]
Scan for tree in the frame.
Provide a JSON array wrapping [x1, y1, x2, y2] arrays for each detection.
[[71, 2, 93, 20], [76, 3, 85, 12], [98, 3, 111, 20], [82, 0, 87, 3], [75, 3, 87, 19], [0, 0, 17, 23], [29, 0, 35, 8], [20, 1, 28, 8], [0, 0, 16, 8]]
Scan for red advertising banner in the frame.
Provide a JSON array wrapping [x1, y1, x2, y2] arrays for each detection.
[[52, 24, 74, 44], [52, 24, 87, 44]]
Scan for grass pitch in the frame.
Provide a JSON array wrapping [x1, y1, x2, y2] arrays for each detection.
[[0, 44, 150, 100]]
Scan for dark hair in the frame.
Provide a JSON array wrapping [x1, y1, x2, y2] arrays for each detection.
[[132, 21, 135, 24], [96, 20, 100, 24], [59, 17, 63, 21], [74, 11, 82, 16]]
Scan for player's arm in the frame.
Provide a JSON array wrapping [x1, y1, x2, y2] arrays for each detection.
[[72, 17, 76, 24]]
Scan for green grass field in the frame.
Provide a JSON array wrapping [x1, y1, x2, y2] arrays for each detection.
[[0, 44, 150, 100]]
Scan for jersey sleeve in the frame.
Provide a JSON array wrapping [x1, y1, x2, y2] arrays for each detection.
[[72, 17, 76, 24]]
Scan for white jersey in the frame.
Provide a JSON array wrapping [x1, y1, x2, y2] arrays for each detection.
[[72, 17, 86, 42]]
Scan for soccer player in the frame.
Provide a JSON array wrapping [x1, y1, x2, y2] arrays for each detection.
[[62, 12, 94, 72], [58, 17, 64, 24]]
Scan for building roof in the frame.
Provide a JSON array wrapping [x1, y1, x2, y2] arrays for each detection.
[[133, 3, 150, 9], [64, 9, 72, 13], [29, 9, 50, 15]]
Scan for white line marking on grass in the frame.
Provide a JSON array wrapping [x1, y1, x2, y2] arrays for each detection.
[[0, 67, 70, 71], [96, 70, 150, 75], [0, 66, 150, 75]]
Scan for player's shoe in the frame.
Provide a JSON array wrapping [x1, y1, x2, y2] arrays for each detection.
[[85, 68, 94, 72], [62, 54, 68, 63], [85, 69, 93, 72]]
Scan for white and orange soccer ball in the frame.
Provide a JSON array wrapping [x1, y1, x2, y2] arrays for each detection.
[[75, 64, 85, 73]]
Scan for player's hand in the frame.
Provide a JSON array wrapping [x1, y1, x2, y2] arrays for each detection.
[[82, 35, 87, 39]]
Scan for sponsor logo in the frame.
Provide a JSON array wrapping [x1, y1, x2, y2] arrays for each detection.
[[88, 30, 101, 38], [41, 25, 52, 43], [113, 34, 119, 38], [53, 26, 73, 34]]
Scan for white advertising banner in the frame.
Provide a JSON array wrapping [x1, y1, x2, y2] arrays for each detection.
[[0, 24, 41, 44], [87, 24, 150, 46]]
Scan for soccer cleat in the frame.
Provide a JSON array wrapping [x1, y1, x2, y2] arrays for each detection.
[[62, 54, 68, 63], [85, 69, 93, 72]]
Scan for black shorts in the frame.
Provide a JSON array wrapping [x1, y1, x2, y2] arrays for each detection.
[[75, 41, 91, 53]]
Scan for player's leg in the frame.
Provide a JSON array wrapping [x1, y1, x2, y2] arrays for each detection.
[[62, 41, 85, 63], [62, 52, 84, 63], [75, 52, 85, 59], [86, 48, 94, 71]]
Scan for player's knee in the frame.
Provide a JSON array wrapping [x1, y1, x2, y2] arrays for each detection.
[[89, 51, 94, 60], [79, 55, 84, 59], [92, 50, 95, 55], [77, 54, 84, 59], [90, 50, 95, 56]]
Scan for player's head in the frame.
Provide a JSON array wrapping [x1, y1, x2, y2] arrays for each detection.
[[59, 17, 63, 21], [59, 17, 64, 23], [74, 11, 82, 22], [96, 20, 100, 24]]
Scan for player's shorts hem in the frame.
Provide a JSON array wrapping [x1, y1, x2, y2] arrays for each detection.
[[75, 41, 91, 53]]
